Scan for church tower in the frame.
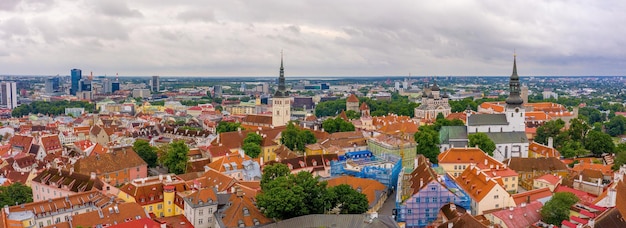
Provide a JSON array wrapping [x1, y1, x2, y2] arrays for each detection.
[[505, 53, 525, 132], [272, 52, 291, 127]]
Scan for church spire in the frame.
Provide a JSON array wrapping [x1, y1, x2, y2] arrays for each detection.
[[505, 52, 523, 107], [275, 50, 287, 97]]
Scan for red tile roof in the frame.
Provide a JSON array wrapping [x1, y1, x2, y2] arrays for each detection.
[[535, 174, 562, 185], [346, 94, 359, 103], [511, 187, 552, 205], [555, 185, 596, 205], [489, 201, 543, 228]]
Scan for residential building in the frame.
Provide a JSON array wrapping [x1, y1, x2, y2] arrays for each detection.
[[414, 81, 451, 122], [215, 190, 272, 228], [305, 131, 367, 156], [37, 134, 62, 160], [330, 151, 401, 191], [438, 148, 518, 193], [484, 200, 542, 228], [528, 141, 560, 158], [31, 168, 106, 202], [266, 153, 338, 178], [327, 176, 387, 213], [504, 157, 568, 190], [0, 190, 124, 228], [533, 174, 562, 192], [272, 54, 291, 127], [118, 174, 190, 218], [511, 187, 553, 206], [73, 146, 148, 186], [453, 164, 515, 215], [396, 155, 471, 227], [207, 152, 261, 181], [68, 202, 151, 228], [183, 187, 219, 228], [0, 82, 17, 109], [367, 134, 416, 171], [133, 88, 151, 98]]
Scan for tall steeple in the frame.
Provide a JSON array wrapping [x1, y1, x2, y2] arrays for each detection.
[[505, 53, 523, 107], [275, 50, 287, 98]]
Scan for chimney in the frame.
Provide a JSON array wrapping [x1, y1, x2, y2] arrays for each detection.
[[588, 219, 595, 228], [69, 167, 74, 176], [420, 178, 424, 188], [3, 205, 8, 215], [448, 222, 453, 228], [159, 174, 163, 181], [90, 172, 96, 180], [484, 159, 488, 166], [548, 137, 553, 148]]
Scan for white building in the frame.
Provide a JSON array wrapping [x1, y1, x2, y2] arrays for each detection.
[[133, 89, 151, 98], [272, 54, 291, 127], [414, 81, 451, 121]]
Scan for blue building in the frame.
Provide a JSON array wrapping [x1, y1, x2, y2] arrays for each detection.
[[70, 69, 82, 95], [330, 150, 401, 191], [395, 155, 471, 228], [111, 81, 120, 93]]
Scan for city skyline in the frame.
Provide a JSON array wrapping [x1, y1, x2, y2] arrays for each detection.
[[1, 1, 625, 77]]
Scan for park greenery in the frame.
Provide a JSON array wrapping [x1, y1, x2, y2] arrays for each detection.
[[216, 122, 242, 133], [414, 126, 440, 164], [540, 192, 579, 226], [468, 133, 496, 156], [0, 183, 33, 206], [314, 93, 418, 117], [322, 117, 356, 134], [256, 164, 368, 220], [133, 140, 158, 168], [12, 100, 95, 117], [242, 133, 263, 158], [160, 140, 190, 175], [534, 118, 617, 158], [280, 123, 317, 152]]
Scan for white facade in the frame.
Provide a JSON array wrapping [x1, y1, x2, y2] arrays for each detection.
[[272, 97, 291, 127], [1, 82, 17, 109]]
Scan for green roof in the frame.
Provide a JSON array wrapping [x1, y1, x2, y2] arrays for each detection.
[[439, 126, 468, 144]]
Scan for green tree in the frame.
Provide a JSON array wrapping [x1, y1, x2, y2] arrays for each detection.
[[326, 184, 369, 214], [606, 115, 626, 137], [567, 118, 591, 143], [535, 119, 566, 147], [242, 142, 261, 158], [256, 176, 308, 219], [162, 140, 189, 174], [260, 163, 291, 188], [540, 192, 579, 226], [345, 110, 360, 119], [436, 112, 445, 120], [468, 133, 496, 156], [0, 183, 33, 206], [322, 117, 356, 134], [415, 126, 440, 164], [584, 130, 615, 155], [280, 123, 317, 152], [133, 140, 158, 168], [244, 133, 263, 145], [612, 143, 626, 170], [216, 122, 242, 133], [560, 141, 588, 158]]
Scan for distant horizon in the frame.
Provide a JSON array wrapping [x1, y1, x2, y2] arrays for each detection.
[[2, 74, 625, 78]]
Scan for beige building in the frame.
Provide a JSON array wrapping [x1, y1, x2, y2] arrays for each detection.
[[438, 148, 518, 193], [454, 164, 515, 215]]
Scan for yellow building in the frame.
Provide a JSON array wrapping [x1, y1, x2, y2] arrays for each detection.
[[118, 174, 187, 218]]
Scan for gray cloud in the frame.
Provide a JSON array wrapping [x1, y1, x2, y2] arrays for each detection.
[[0, 0, 625, 76]]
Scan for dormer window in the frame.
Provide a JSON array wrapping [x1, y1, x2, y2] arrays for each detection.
[[243, 207, 250, 216]]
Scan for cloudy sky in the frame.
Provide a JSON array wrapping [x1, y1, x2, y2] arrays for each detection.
[[0, 0, 625, 77]]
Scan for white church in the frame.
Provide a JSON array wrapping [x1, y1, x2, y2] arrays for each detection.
[[441, 55, 529, 161]]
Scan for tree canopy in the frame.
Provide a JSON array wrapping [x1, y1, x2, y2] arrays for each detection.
[[606, 115, 626, 137], [0, 183, 33, 207], [133, 140, 158, 168], [256, 164, 368, 220], [540, 192, 579, 226], [216, 122, 242, 133], [314, 93, 418, 118], [241, 133, 263, 158], [613, 143, 626, 170], [162, 140, 189, 174], [322, 117, 355, 134], [280, 123, 317, 152], [468, 133, 496, 156], [415, 126, 440, 164], [584, 130, 615, 155], [535, 119, 566, 148], [12, 100, 95, 117]]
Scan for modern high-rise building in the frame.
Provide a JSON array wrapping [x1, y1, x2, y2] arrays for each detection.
[[111, 81, 120, 93], [45, 77, 60, 94], [0, 82, 17, 109], [151, 76, 160, 92], [213, 85, 222, 97], [70, 69, 82, 95]]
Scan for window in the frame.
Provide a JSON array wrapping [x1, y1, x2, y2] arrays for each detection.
[[494, 195, 499, 199], [149, 206, 153, 211], [495, 204, 500, 208], [137, 167, 140, 172], [454, 165, 457, 170], [505, 178, 508, 181], [199, 209, 203, 215], [158, 204, 162, 209], [431, 187, 436, 191], [408, 209, 412, 214], [199, 219, 203, 224]]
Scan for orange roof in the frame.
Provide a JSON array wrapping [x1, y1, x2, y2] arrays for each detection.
[[222, 194, 271, 227], [480, 102, 505, 113], [511, 187, 553, 205], [525, 111, 550, 121], [89, 143, 109, 156], [359, 102, 369, 111], [326, 176, 386, 207], [208, 153, 252, 173], [571, 162, 613, 176], [454, 165, 500, 201], [40, 134, 62, 152], [446, 112, 467, 122], [529, 142, 560, 158], [346, 94, 359, 103], [535, 174, 561, 185], [193, 169, 237, 192], [438, 148, 498, 166]]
